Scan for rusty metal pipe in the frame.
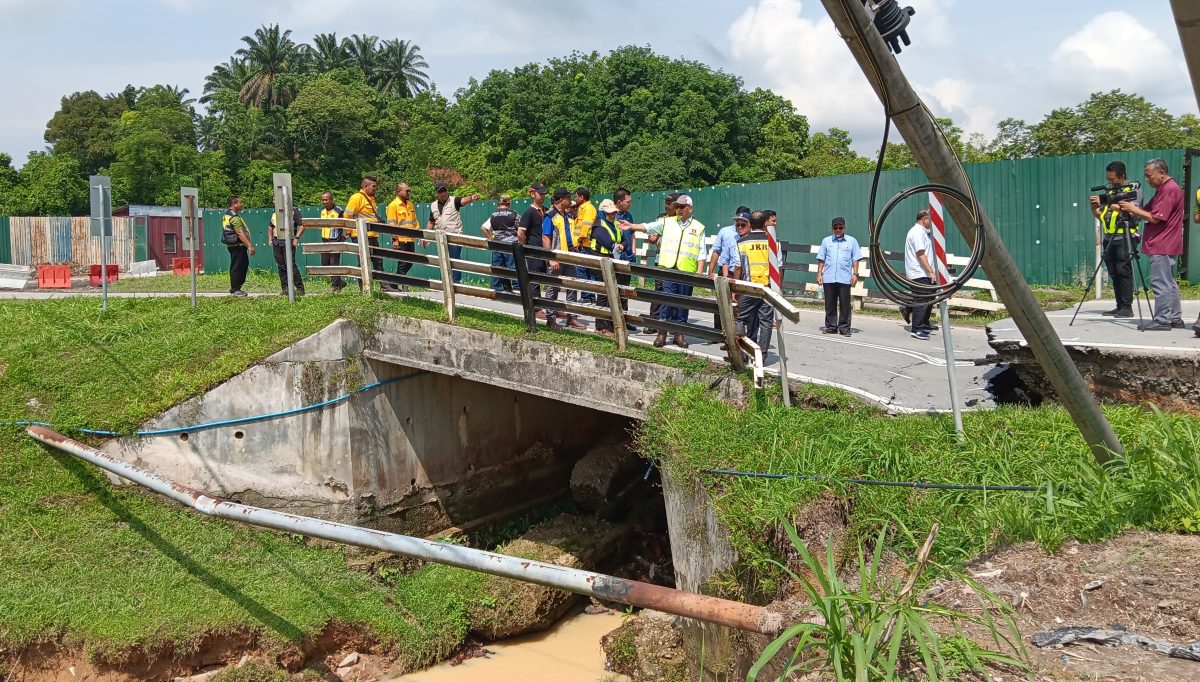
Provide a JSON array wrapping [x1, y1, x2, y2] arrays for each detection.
[[27, 425, 783, 636]]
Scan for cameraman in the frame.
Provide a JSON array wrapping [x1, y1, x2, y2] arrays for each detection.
[[1088, 161, 1141, 317], [1118, 158, 1184, 331]]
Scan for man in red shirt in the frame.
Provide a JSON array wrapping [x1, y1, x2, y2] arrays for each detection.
[[1119, 158, 1184, 331]]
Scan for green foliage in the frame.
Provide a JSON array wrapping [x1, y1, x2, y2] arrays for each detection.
[[210, 661, 290, 682], [43, 90, 129, 175], [797, 128, 874, 178], [5, 152, 88, 215], [748, 524, 1026, 681]]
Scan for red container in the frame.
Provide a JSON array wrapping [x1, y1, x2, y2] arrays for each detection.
[[172, 257, 192, 276], [88, 264, 119, 286], [37, 265, 72, 289]]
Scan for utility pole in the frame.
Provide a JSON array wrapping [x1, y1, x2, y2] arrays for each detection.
[[820, 0, 1123, 463]]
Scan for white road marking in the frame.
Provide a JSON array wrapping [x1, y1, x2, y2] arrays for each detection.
[[781, 329, 976, 367]]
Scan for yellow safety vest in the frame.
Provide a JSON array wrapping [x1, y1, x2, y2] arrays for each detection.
[[387, 198, 419, 243], [657, 217, 706, 273], [593, 218, 619, 256], [320, 207, 345, 240], [737, 231, 771, 286], [1099, 182, 1139, 236], [549, 211, 572, 252]]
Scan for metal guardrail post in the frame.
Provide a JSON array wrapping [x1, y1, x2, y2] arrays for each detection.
[[599, 257, 627, 351], [512, 242, 538, 333], [434, 230, 456, 322], [356, 219, 372, 294], [715, 278, 746, 372], [26, 425, 784, 636]]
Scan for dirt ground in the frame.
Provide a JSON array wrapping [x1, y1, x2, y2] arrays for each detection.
[[933, 531, 1200, 681]]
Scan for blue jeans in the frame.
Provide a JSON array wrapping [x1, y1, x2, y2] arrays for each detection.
[[660, 279, 693, 325], [491, 250, 516, 292], [448, 244, 463, 284]]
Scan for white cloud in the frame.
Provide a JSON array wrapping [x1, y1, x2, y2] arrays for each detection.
[[728, 0, 881, 140], [918, 77, 995, 140]]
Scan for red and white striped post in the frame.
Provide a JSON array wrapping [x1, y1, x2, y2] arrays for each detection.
[[930, 192, 963, 433], [766, 221, 791, 406]]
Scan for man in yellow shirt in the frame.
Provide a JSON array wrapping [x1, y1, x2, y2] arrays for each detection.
[[385, 181, 419, 292], [318, 192, 347, 293], [573, 187, 599, 302], [344, 176, 381, 288]]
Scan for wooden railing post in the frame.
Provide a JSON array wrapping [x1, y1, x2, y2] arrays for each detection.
[[434, 230, 456, 322], [599, 257, 627, 351], [715, 277, 746, 372], [356, 219, 372, 294]]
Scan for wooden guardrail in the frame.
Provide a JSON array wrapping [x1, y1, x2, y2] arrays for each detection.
[[302, 217, 800, 377]]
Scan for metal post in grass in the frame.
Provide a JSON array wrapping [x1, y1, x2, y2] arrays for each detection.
[[356, 219, 372, 294], [775, 321, 792, 407], [822, 0, 1123, 463], [89, 175, 112, 311], [273, 173, 295, 304], [599, 257, 627, 351], [938, 299, 964, 434], [180, 187, 199, 309], [715, 278, 746, 372], [435, 230, 456, 322], [512, 242, 538, 333]]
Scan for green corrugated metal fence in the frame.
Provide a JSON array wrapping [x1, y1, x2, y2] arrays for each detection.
[[0, 216, 10, 264], [194, 148, 1192, 286]]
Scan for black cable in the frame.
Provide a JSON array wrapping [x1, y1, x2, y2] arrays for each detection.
[[700, 468, 1039, 492]]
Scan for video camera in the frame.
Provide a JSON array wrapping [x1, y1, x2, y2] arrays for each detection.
[[1090, 181, 1140, 207]]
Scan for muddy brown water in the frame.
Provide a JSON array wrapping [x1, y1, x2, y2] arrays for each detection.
[[394, 607, 629, 682]]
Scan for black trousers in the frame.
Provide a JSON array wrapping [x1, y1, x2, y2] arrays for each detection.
[[596, 273, 632, 332], [823, 282, 852, 332], [272, 242, 304, 293], [227, 245, 248, 293], [349, 236, 382, 287], [737, 296, 775, 355], [910, 277, 933, 329], [321, 239, 344, 288], [394, 240, 415, 278], [1102, 235, 1134, 309]]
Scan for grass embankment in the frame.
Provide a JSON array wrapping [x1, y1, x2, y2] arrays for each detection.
[[640, 383, 1200, 591], [0, 294, 699, 668]]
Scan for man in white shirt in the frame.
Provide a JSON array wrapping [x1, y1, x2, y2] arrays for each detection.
[[903, 210, 937, 340]]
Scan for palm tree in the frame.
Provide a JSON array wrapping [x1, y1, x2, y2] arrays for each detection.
[[306, 32, 350, 72], [201, 58, 251, 103], [375, 39, 430, 97], [235, 23, 299, 109], [343, 34, 380, 83]]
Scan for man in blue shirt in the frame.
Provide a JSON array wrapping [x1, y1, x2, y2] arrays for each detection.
[[816, 216, 862, 336], [707, 206, 751, 334], [612, 188, 638, 333]]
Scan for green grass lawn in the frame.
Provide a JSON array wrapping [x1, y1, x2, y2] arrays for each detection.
[[0, 293, 708, 668]]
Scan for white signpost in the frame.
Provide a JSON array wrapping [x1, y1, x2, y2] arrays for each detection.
[[89, 175, 113, 310], [930, 192, 963, 433], [180, 187, 199, 308], [273, 173, 296, 304]]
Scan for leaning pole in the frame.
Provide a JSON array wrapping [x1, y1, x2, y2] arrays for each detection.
[[820, 0, 1123, 463]]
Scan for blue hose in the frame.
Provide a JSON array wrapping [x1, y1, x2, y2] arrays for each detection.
[[4, 372, 427, 438]]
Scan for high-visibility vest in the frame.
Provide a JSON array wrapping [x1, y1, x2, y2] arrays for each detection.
[[1099, 182, 1139, 236], [346, 191, 378, 238], [573, 200, 597, 249], [387, 198, 418, 243], [593, 218, 619, 256], [657, 217, 706, 273], [737, 231, 771, 286], [320, 207, 345, 240], [548, 210, 572, 251], [221, 209, 246, 245]]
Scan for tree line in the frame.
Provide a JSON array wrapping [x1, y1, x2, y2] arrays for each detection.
[[2, 22, 1199, 217]]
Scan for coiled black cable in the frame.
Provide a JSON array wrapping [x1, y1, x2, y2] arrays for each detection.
[[843, 0, 987, 307]]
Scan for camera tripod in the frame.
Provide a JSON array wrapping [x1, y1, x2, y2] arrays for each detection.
[[1069, 226, 1152, 328]]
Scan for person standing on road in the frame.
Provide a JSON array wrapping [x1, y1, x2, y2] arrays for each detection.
[[318, 192, 347, 293], [481, 194, 520, 293], [644, 194, 706, 349], [542, 187, 587, 330], [1118, 158, 1184, 332], [344, 177, 381, 289], [904, 210, 937, 340], [707, 206, 751, 333], [573, 187, 600, 302], [733, 210, 775, 356], [518, 182, 550, 322], [1089, 161, 1141, 318], [428, 182, 481, 285], [268, 206, 306, 296], [385, 182, 419, 292], [613, 188, 638, 333], [221, 195, 253, 297], [621, 192, 681, 335], [816, 216, 862, 336], [591, 199, 626, 337]]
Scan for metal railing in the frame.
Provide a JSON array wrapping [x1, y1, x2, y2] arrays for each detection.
[[303, 218, 800, 378]]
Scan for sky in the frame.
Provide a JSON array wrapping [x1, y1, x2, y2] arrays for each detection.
[[0, 0, 1194, 166]]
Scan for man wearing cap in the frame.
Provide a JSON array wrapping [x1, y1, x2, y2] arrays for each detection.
[[518, 182, 550, 320], [816, 217, 862, 336], [385, 181, 419, 292], [591, 199, 627, 337], [620, 192, 681, 334], [612, 188, 638, 333], [542, 187, 587, 330], [635, 194, 706, 348], [427, 182, 481, 285], [345, 176, 381, 289], [708, 206, 752, 333], [734, 210, 775, 356], [481, 194, 520, 293]]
